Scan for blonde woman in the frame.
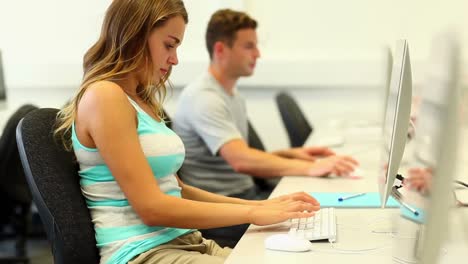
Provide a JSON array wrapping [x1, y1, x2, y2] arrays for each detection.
[[55, 0, 320, 263]]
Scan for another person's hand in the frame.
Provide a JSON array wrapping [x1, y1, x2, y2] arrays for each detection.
[[308, 155, 359, 177], [406, 167, 432, 194], [407, 117, 417, 140], [280, 146, 336, 161]]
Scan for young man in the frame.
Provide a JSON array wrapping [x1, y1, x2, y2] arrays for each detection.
[[173, 9, 357, 247]]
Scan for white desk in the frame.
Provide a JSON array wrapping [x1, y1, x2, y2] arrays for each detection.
[[225, 126, 468, 264], [225, 175, 399, 264], [304, 119, 382, 148]]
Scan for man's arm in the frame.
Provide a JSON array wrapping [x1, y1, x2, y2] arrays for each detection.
[[184, 89, 356, 178], [177, 176, 260, 205], [272, 146, 336, 161], [219, 139, 356, 178]]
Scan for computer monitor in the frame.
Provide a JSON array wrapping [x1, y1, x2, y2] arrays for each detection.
[[410, 31, 461, 264], [413, 35, 460, 168], [0, 50, 7, 101], [378, 39, 413, 208], [381, 47, 394, 122]]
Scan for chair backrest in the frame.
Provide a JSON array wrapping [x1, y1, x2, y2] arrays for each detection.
[[247, 121, 265, 151], [247, 121, 280, 191], [162, 108, 172, 128], [275, 92, 313, 147], [16, 108, 99, 264], [0, 104, 38, 203], [0, 50, 6, 100]]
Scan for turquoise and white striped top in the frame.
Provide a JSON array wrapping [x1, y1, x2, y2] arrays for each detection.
[[72, 97, 193, 264]]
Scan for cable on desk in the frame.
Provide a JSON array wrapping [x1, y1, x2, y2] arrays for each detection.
[[371, 229, 395, 235], [454, 180, 468, 189], [337, 216, 394, 234], [392, 256, 418, 264], [318, 241, 391, 255], [336, 224, 396, 236], [391, 233, 416, 240]]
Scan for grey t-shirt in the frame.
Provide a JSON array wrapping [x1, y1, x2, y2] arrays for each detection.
[[173, 72, 255, 196]]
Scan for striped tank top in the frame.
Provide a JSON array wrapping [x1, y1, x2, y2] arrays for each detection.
[[72, 97, 193, 264]]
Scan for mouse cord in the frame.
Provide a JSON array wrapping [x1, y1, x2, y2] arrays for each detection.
[[392, 256, 418, 264], [316, 240, 391, 254]]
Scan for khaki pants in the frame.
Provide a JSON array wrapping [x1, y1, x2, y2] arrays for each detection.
[[128, 231, 232, 264]]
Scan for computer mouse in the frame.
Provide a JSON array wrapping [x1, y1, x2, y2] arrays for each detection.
[[264, 234, 312, 252]]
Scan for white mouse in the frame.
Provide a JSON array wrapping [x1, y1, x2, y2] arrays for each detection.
[[264, 234, 312, 252]]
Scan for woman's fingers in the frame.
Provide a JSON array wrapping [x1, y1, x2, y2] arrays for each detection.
[[343, 155, 359, 166], [288, 192, 320, 206], [285, 211, 315, 220], [286, 201, 320, 213]]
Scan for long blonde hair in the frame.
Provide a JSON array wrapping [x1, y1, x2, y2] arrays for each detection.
[[55, 0, 188, 150]]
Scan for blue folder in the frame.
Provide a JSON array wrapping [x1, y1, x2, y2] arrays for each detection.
[[310, 192, 400, 208]]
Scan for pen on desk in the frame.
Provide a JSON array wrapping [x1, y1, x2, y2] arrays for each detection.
[[401, 201, 419, 216], [338, 192, 366, 202]]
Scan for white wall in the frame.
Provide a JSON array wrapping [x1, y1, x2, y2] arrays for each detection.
[[2, 0, 466, 89], [0, 0, 112, 89], [246, 0, 468, 58], [180, 0, 468, 88], [0, 0, 466, 150], [0, 0, 244, 89]]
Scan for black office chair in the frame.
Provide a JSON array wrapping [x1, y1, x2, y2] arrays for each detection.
[[275, 91, 313, 147], [0, 50, 7, 101], [0, 104, 39, 263], [247, 121, 280, 193], [16, 108, 100, 264], [247, 121, 265, 151], [161, 108, 172, 128]]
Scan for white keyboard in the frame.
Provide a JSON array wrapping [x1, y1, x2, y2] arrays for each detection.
[[289, 207, 337, 242]]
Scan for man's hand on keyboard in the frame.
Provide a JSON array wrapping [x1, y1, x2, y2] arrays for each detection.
[[308, 155, 359, 177], [274, 146, 336, 162], [248, 200, 319, 226]]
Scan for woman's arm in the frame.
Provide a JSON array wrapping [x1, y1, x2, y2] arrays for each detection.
[[219, 140, 357, 177], [177, 176, 262, 205], [178, 177, 320, 208], [77, 82, 317, 229]]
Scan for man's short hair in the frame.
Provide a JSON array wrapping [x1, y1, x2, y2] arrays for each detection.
[[205, 9, 257, 60]]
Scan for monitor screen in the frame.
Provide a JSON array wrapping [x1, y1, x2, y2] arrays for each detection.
[[406, 31, 461, 264], [378, 40, 413, 208], [414, 33, 460, 168], [380, 47, 393, 122]]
